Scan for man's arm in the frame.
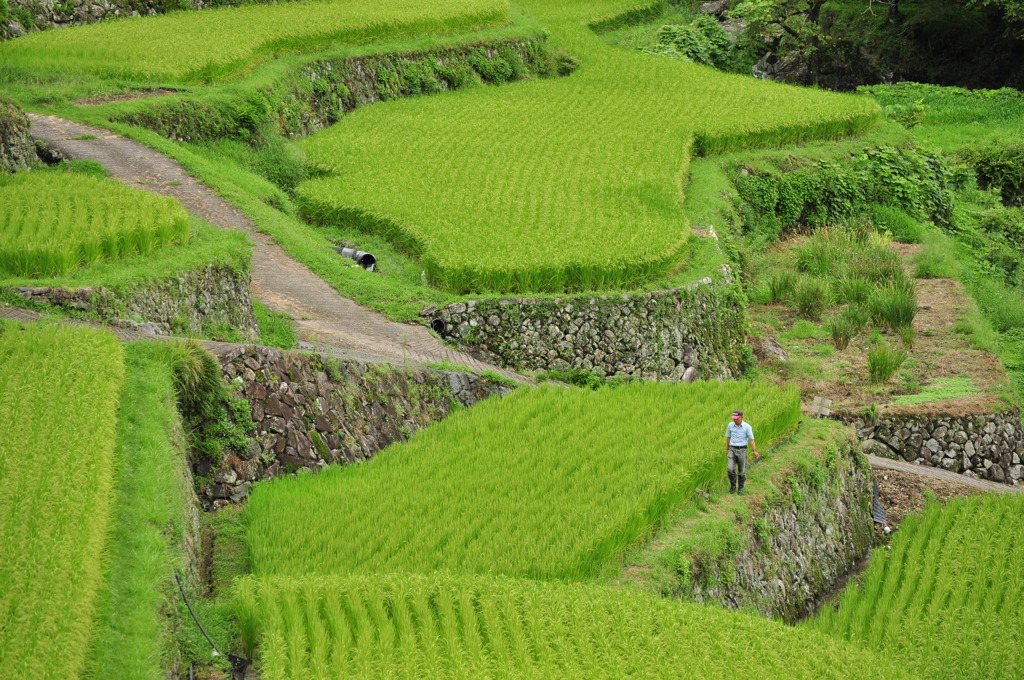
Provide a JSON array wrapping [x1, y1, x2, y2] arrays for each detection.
[[749, 425, 760, 459]]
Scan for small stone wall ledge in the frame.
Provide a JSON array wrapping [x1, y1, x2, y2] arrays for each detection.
[[429, 265, 748, 382], [838, 410, 1024, 486]]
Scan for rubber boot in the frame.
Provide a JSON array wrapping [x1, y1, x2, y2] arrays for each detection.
[[737, 474, 746, 495], [728, 472, 737, 494]]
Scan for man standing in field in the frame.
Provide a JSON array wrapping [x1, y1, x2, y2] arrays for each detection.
[[726, 410, 759, 495]]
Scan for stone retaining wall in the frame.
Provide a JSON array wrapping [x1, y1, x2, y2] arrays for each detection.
[[200, 345, 512, 509], [115, 36, 570, 143], [0, 95, 35, 172], [846, 411, 1024, 485], [9, 264, 257, 339], [428, 266, 748, 381], [686, 435, 874, 621]]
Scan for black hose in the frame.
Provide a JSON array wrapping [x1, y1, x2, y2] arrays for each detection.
[[175, 572, 222, 658]]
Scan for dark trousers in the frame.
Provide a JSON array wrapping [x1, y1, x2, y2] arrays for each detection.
[[728, 446, 748, 476]]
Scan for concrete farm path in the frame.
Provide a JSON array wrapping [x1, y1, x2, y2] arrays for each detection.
[[868, 454, 1023, 494], [27, 114, 527, 382]]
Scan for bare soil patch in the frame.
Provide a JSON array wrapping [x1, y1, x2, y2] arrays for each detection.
[[751, 241, 1013, 418], [72, 89, 181, 106], [875, 468, 984, 528]]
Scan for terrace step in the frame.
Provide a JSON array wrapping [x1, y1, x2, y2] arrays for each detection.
[[25, 114, 529, 384]]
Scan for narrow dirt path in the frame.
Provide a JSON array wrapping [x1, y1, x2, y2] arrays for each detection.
[[27, 114, 527, 382]]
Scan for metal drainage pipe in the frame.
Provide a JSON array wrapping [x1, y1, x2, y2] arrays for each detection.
[[331, 246, 376, 271], [430, 318, 446, 335]]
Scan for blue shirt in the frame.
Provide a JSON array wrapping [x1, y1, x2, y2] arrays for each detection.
[[726, 421, 755, 447]]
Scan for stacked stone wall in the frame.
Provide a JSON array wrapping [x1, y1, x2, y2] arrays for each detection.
[[9, 264, 258, 339], [686, 438, 875, 621], [844, 411, 1024, 485], [428, 266, 748, 381], [0, 95, 35, 172], [199, 346, 512, 509]]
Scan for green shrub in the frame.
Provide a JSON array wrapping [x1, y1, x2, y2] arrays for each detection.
[[962, 141, 1024, 206], [870, 204, 925, 243], [793, 276, 830, 321], [867, 341, 908, 383]]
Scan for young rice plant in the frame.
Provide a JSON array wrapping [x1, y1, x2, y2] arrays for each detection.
[[234, 573, 919, 680], [0, 0, 510, 83], [245, 381, 801, 582], [0, 172, 189, 277], [0, 323, 125, 680], [809, 494, 1024, 680], [296, 0, 880, 293]]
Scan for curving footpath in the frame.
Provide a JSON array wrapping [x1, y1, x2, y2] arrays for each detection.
[[26, 114, 527, 382]]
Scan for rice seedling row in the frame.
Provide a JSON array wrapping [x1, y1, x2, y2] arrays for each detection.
[[0, 323, 125, 680], [0, 0, 510, 83], [808, 494, 1024, 680], [246, 382, 800, 582], [0, 172, 189, 277], [234, 572, 919, 680]]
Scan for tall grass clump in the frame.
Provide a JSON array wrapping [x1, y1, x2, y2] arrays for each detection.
[[867, 279, 918, 332], [767, 270, 796, 303], [0, 322, 125, 680], [867, 340, 907, 383], [246, 382, 800, 582], [793, 276, 830, 320], [235, 573, 917, 680], [809, 494, 1024, 680], [0, 172, 189, 277]]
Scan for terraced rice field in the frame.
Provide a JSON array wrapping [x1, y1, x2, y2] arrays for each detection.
[[296, 0, 879, 293], [234, 573, 918, 680], [0, 0, 510, 83], [0, 172, 189, 277], [246, 382, 800, 581], [0, 323, 125, 680], [808, 493, 1024, 680]]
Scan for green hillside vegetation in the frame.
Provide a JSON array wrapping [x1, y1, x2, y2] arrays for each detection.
[[808, 494, 1024, 680], [0, 0, 510, 83], [246, 382, 800, 582], [0, 171, 190, 277], [297, 0, 879, 293], [233, 573, 919, 680], [0, 323, 125, 680]]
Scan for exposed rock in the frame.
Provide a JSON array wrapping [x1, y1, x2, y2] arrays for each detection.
[[699, 0, 730, 17], [860, 438, 897, 459], [752, 335, 789, 363]]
